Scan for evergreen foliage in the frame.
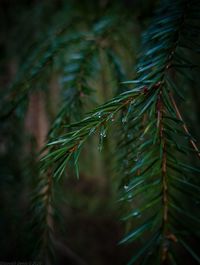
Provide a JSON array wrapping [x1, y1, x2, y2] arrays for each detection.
[[0, 0, 200, 264]]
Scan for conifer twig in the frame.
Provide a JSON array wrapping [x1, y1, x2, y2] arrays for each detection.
[[169, 92, 200, 159]]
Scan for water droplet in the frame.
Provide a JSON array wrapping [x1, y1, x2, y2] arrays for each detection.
[[98, 125, 107, 151], [109, 113, 115, 121], [124, 185, 128, 190], [100, 131, 106, 138], [96, 111, 102, 118], [121, 102, 133, 124], [100, 126, 107, 138], [98, 143, 103, 152], [132, 211, 140, 217], [110, 113, 113, 118], [89, 127, 95, 135], [122, 116, 127, 123]]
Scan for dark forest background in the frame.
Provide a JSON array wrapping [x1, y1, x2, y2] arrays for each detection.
[[0, 1, 200, 265]]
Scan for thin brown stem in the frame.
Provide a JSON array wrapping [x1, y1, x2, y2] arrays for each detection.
[[169, 92, 200, 159], [157, 92, 169, 262]]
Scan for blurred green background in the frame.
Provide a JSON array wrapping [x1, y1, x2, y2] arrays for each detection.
[[0, 1, 199, 264]]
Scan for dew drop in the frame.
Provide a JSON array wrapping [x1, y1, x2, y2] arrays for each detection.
[[100, 126, 107, 138], [98, 143, 103, 152], [96, 111, 102, 118], [132, 210, 141, 217], [100, 131, 107, 138], [109, 113, 115, 121], [124, 185, 128, 190], [89, 127, 95, 135], [122, 116, 127, 123]]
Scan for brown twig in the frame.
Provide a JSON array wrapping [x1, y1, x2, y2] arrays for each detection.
[[169, 92, 200, 159], [157, 92, 169, 262]]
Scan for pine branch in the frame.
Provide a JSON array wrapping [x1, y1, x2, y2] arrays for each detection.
[[40, 88, 141, 179], [29, 14, 136, 263], [30, 171, 55, 263], [40, 1, 200, 264], [1, 1, 200, 264], [119, 0, 200, 264]]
